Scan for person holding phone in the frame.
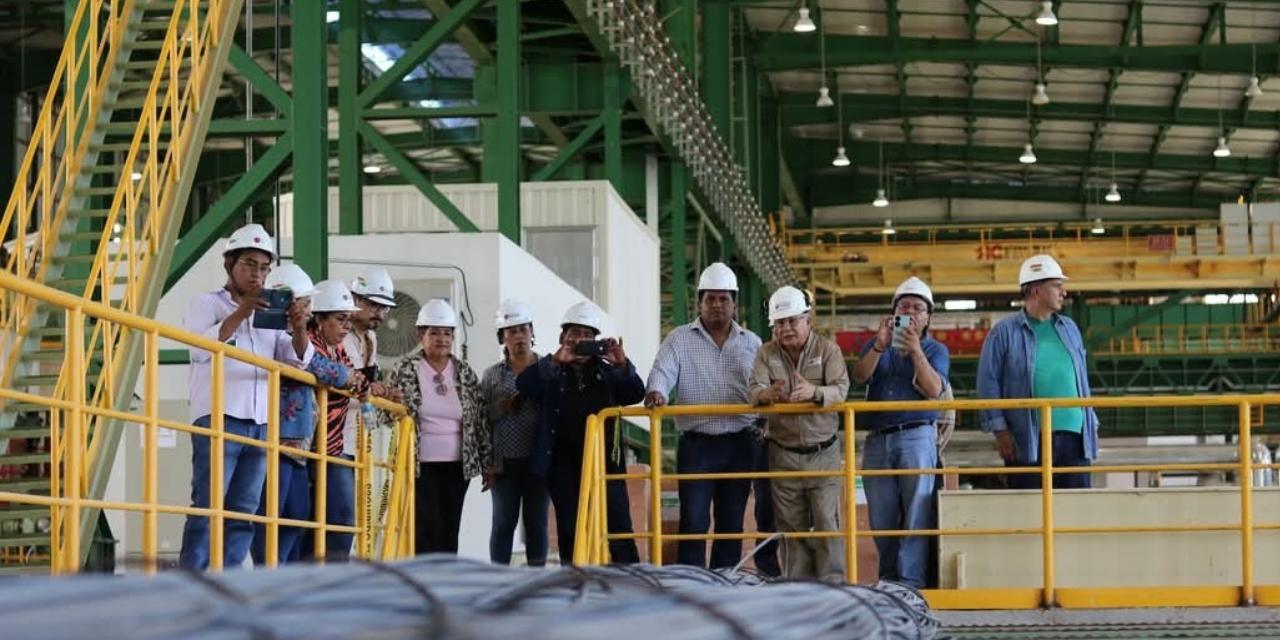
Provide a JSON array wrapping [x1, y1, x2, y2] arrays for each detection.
[[850, 276, 949, 588], [341, 266, 402, 458], [748, 286, 850, 581], [481, 298, 549, 566], [383, 299, 488, 554], [179, 224, 313, 570], [644, 263, 761, 570], [978, 255, 1099, 489], [516, 300, 644, 564]]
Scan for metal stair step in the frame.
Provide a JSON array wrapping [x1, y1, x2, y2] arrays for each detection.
[[60, 230, 118, 242], [0, 478, 51, 493], [89, 141, 170, 153], [51, 253, 133, 267], [13, 373, 100, 389], [83, 164, 128, 175], [0, 427, 53, 439], [73, 186, 123, 198], [47, 276, 131, 291], [0, 534, 50, 548], [0, 506, 49, 520], [121, 58, 189, 71], [65, 208, 116, 219], [0, 453, 51, 466]]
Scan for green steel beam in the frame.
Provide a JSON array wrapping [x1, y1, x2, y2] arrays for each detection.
[[603, 63, 623, 187], [532, 116, 602, 181], [787, 138, 1280, 179], [703, 0, 731, 135], [363, 105, 499, 120], [165, 133, 294, 292], [494, 0, 521, 244], [360, 121, 479, 232], [337, 0, 363, 236], [1086, 290, 1195, 350], [777, 93, 1280, 131], [292, 0, 329, 279], [802, 173, 1229, 210], [202, 119, 290, 136], [669, 161, 690, 326], [359, 0, 486, 107], [228, 44, 291, 113], [754, 35, 1273, 74], [661, 0, 696, 71]]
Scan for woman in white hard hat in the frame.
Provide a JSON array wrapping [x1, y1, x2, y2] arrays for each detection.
[[383, 299, 488, 554], [849, 276, 950, 588], [180, 223, 313, 570], [748, 285, 850, 581], [480, 299, 549, 566], [248, 268, 358, 565], [516, 300, 644, 564], [304, 280, 370, 561]]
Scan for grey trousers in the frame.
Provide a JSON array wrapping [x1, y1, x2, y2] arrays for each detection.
[[768, 440, 846, 581]]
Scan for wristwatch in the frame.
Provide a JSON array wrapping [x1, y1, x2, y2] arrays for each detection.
[[811, 388, 822, 405]]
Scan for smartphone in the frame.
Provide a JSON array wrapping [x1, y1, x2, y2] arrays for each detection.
[[891, 314, 912, 350], [252, 288, 293, 331], [573, 340, 609, 357]]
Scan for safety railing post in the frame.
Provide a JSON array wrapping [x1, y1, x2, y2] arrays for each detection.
[[209, 352, 225, 571], [843, 405, 858, 584], [595, 420, 609, 564], [356, 411, 370, 560], [313, 387, 329, 563], [1039, 404, 1055, 607], [1240, 401, 1255, 605], [142, 329, 159, 574], [264, 370, 281, 568], [64, 307, 85, 574], [649, 408, 664, 565], [406, 416, 416, 557], [573, 414, 598, 565]]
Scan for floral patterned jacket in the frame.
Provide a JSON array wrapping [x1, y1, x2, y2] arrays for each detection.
[[385, 348, 490, 479]]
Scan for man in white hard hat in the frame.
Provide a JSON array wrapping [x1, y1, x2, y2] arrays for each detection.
[[180, 223, 313, 570], [644, 262, 763, 570], [850, 276, 950, 588], [748, 286, 850, 580], [978, 254, 1099, 489], [340, 266, 402, 462], [517, 300, 644, 564]]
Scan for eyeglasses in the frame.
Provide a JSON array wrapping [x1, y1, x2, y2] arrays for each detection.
[[432, 372, 448, 396], [235, 259, 272, 275]]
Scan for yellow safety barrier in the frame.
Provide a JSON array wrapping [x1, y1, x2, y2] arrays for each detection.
[[573, 395, 1280, 609], [0, 270, 417, 573], [1086, 323, 1280, 355]]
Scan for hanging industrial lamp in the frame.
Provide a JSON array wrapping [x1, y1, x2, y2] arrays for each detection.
[[832, 146, 850, 166], [1091, 217, 1106, 234], [873, 189, 889, 207], [1032, 83, 1051, 106], [1214, 136, 1232, 158], [794, 7, 816, 32], [1105, 183, 1121, 202], [1020, 143, 1038, 164], [816, 86, 834, 107], [1036, 1, 1058, 26], [881, 218, 896, 234]]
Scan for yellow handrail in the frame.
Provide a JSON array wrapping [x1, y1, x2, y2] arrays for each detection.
[[0, 266, 417, 572], [575, 394, 1279, 609]]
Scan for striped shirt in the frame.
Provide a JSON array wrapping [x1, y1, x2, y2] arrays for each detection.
[[308, 330, 364, 456], [645, 319, 761, 435]]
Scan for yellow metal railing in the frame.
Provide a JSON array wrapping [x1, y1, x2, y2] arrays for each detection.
[[574, 395, 1280, 609], [0, 0, 243, 483], [0, 270, 417, 573], [1087, 323, 1280, 355]]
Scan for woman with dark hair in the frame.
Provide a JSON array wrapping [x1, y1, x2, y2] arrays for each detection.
[[384, 298, 488, 554]]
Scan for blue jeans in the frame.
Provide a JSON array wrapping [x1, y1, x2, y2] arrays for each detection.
[[862, 424, 937, 588], [489, 456, 550, 566], [251, 457, 311, 565], [676, 430, 754, 568], [548, 427, 639, 564], [179, 415, 268, 570], [1007, 431, 1092, 489], [318, 456, 356, 560]]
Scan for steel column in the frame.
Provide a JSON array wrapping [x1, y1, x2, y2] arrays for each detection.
[[702, 1, 732, 137], [337, 0, 364, 236], [494, 0, 521, 244], [603, 63, 623, 189], [291, 0, 329, 278], [669, 161, 690, 326]]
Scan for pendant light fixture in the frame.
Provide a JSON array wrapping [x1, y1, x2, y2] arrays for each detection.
[[1091, 217, 1106, 234], [1104, 151, 1121, 202], [831, 72, 849, 166], [873, 138, 889, 206], [873, 189, 889, 207], [1032, 37, 1050, 106], [1247, 43, 1264, 98], [1214, 78, 1231, 158], [881, 218, 896, 234], [1020, 98, 1037, 164], [1035, 0, 1058, 26], [816, 8, 833, 107], [794, 6, 816, 32]]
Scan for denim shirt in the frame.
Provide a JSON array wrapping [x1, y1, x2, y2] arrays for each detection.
[[858, 336, 951, 430], [279, 354, 351, 442], [976, 311, 1100, 464]]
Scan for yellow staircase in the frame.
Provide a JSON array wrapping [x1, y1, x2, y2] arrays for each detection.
[[0, 0, 244, 572]]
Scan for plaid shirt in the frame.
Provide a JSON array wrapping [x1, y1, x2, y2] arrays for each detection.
[[481, 355, 541, 471], [645, 319, 761, 435]]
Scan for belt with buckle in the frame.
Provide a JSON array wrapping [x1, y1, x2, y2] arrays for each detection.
[[770, 434, 838, 455], [871, 420, 931, 436]]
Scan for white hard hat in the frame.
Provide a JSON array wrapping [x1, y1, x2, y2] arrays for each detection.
[[264, 264, 316, 297], [223, 223, 275, 258], [560, 300, 604, 334], [416, 298, 458, 328], [892, 276, 934, 310], [697, 262, 739, 292], [350, 266, 397, 307], [767, 286, 810, 325], [310, 280, 361, 313], [1018, 254, 1069, 286], [495, 298, 533, 330]]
